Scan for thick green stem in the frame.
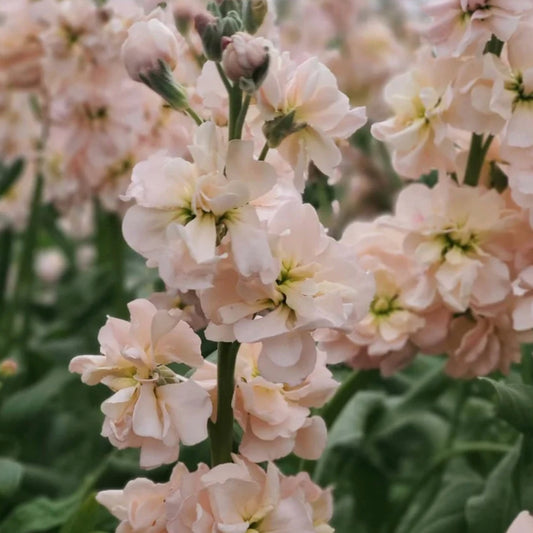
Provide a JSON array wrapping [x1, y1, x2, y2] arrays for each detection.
[[4, 174, 43, 354], [258, 142, 269, 161], [463, 133, 494, 187], [0, 227, 13, 315], [209, 341, 240, 466], [234, 93, 252, 141], [228, 84, 243, 141]]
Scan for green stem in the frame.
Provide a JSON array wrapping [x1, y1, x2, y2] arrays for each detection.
[[228, 84, 243, 141], [258, 142, 269, 161], [185, 106, 203, 126], [4, 174, 43, 354], [463, 133, 494, 187], [0, 227, 13, 315], [234, 93, 251, 141], [216, 62, 232, 94], [391, 442, 511, 533], [209, 341, 240, 466]]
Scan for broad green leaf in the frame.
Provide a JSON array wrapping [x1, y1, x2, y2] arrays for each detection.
[[466, 442, 521, 533], [480, 378, 533, 434], [0, 493, 80, 533], [60, 493, 100, 533], [0, 368, 75, 423], [409, 476, 483, 533], [0, 457, 24, 497]]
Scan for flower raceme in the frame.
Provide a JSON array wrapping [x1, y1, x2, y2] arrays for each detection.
[[122, 121, 279, 290], [201, 200, 375, 385], [97, 455, 334, 533], [69, 298, 212, 469]]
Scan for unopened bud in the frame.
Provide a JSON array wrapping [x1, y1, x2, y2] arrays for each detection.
[[217, 0, 244, 16], [195, 10, 242, 61], [263, 110, 307, 148], [245, 0, 268, 34], [121, 18, 179, 83], [0, 359, 18, 377], [222, 32, 269, 92]]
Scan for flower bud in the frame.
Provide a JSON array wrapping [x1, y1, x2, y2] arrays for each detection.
[[217, 0, 244, 17], [222, 32, 269, 91], [244, 0, 268, 34], [121, 19, 179, 83], [122, 19, 189, 109], [195, 10, 242, 61]]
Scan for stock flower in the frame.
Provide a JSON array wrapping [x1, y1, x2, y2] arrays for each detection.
[[441, 310, 520, 378], [392, 180, 517, 313], [201, 201, 375, 384], [97, 476, 171, 533], [316, 220, 450, 375], [371, 51, 458, 179], [69, 298, 211, 468], [423, 0, 530, 57], [121, 18, 180, 83], [123, 121, 278, 290], [257, 50, 366, 178], [194, 344, 338, 462]]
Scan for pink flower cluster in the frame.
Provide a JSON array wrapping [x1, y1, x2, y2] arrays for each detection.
[[97, 456, 333, 533]]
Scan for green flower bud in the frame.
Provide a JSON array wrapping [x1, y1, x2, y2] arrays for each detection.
[[262, 111, 307, 148], [139, 60, 189, 110], [244, 0, 268, 34]]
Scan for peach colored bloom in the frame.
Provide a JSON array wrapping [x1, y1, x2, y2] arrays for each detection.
[[506, 511, 533, 533], [371, 50, 458, 179], [423, 0, 530, 57], [256, 50, 366, 178], [392, 180, 517, 313], [316, 220, 450, 375], [122, 121, 278, 290], [97, 476, 171, 533], [194, 344, 338, 462], [221, 32, 270, 85], [442, 310, 520, 378], [69, 298, 211, 468], [201, 201, 375, 384]]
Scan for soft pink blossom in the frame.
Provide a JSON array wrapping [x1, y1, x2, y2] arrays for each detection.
[[256, 50, 366, 178], [201, 201, 375, 384], [69, 298, 211, 468], [506, 511, 533, 533]]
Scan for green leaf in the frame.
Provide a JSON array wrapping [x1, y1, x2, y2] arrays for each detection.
[[0, 368, 76, 423], [410, 476, 483, 533], [465, 442, 521, 533], [0, 457, 24, 497], [480, 378, 533, 434], [0, 159, 24, 198], [60, 493, 100, 533], [0, 493, 80, 533]]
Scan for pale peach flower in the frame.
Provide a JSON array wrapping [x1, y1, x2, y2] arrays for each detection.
[[195, 61, 228, 126], [149, 289, 207, 331], [0, 358, 18, 377], [256, 50, 366, 179], [316, 220, 450, 375], [441, 310, 520, 378], [201, 201, 375, 384], [97, 476, 170, 533], [122, 121, 278, 290], [506, 511, 533, 533], [69, 298, 211, 468], [392, 180, 517, 313], [423, 0, 531, 57], [371, 50, 458, 179], [194, 344, 338, 462], [0, 161, 35, 231], [512, 266, 533, 332]]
